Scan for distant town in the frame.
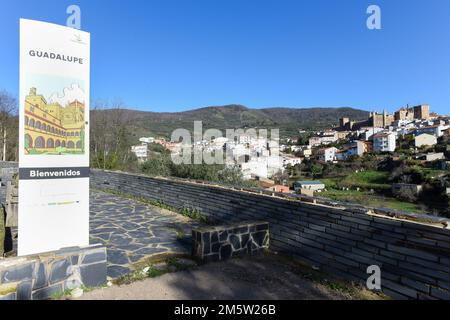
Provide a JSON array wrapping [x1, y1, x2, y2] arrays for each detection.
[[131, 104, 449, 216]]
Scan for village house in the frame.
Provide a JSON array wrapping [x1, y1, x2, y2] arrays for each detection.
[[139, 137, 155, 144], [293, 180, 326, 192], [300, 146, 312, 158], [335, 149, 347, 161], [373, 132, 396, 152], [300, 148, 313, 158], [282, 155, 303, 167], [317, 147, 338, 162], [239, 159, 268, 180], [415, 152, 445, 162], [266, 185, 290, 193], [360, 127, 384, 141], [256, 177, 275, 188], [344, 140, 372, 159], [414, 133, 437, 148], [308, 131, 338, 147], [392, 183, 423, 197], [131, 144, 149, 162], [415, 124, 448, 137], [336, 131, 351, 140], [292, 145, 312, 158]]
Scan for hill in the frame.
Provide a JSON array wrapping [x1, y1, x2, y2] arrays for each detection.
[[96, 105, 369, 140]]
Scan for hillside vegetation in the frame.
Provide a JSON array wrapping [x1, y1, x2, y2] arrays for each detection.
[[95, 105, 369, 139]]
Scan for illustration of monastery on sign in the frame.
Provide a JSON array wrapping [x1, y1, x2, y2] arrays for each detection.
[[24, 86, 86, 155]]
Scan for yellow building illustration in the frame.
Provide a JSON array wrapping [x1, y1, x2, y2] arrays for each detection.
[[24, 87, 85, 155]]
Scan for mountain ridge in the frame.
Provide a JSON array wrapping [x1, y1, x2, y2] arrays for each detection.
[[96, 104, 370, 139]]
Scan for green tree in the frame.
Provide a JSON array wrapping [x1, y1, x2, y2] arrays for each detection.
[[217, 166, 246, 185], [141, 154, 172, 176], [310, 164, 323, 179]]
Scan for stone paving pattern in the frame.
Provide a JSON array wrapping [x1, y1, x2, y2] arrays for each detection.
[[4, 190, 203, 279], [90, 190, 203, 279]]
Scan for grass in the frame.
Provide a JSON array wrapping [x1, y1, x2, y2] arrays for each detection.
[[146, 265, 167, 278], [0, 283, 17, 296], [26, 148, 84, 156], [321, 189, 427, 214], [415, 167, 448, 180], [114, 255, 198, 286], [337, 170, 391, 191], [272, 252, 388, 300], [320, 169, 447, 215], [176, 230, 185, 240], [50, 288, 74, 300], [50, 283, 107, 300], [166, 257, 193, 271], [179, 207, 208, 223]]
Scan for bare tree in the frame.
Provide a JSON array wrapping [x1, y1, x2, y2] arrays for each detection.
[[0, 91, 18, 161], [90, 99, 134, 169]]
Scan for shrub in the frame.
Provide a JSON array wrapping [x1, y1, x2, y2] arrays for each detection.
[[420, 179, 449, 217], [394, 187, 419, 203], [141, 154, 172, 176]]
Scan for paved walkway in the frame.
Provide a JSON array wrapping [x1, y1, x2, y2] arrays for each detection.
[[90, 190, 203, 278], [5, 190, 202, 278]]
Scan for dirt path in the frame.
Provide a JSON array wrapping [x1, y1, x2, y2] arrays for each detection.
[[80, 254, 380, 300]]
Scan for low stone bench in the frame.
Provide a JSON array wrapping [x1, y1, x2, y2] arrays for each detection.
[[192, 221, 269, 262]]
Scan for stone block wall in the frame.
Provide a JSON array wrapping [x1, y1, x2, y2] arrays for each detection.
[[192, 221, 269, 262], [0, 162, 18, 169], [91, 169, 450, 300], [0, 245, 107, 300]]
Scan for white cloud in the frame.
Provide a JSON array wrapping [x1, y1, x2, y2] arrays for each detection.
[[48, 83, 85, 107]]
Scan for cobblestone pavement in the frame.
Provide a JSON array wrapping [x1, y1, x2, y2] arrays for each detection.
[[89, 190, 203, 279], [4, 189, 202, 278]]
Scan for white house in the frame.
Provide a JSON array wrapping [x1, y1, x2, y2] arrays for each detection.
[[415, 125, 448, 137], [267, 155, 284, 177], [373, 132, 396, 152], [308, 132, 338, 147], [344, 140, 371, 159], [240, 159, 268, 180], [416, 152, 445, 162], [415, 133, 437, 148], [360, 127, 384, 141], [317, 147, 339, 162], [131, 144, 149, 162], [293, 181, 325, 192], [301, 148, 313, 158], [139, 137, 155, 144], [290, 145, 302, 153], [282, 155, 303, 167]]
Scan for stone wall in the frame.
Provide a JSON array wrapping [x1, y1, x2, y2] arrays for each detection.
[[0, 162, 17, 169], [91, 169, 450, 300], [192, 221, 269, 262], [0, 245, 107, 300]]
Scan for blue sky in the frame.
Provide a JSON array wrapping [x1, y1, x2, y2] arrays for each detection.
[[1, 0, 449, 114]]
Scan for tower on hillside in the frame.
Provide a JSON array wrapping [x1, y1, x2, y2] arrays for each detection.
[[413, 104, 430, 120]]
